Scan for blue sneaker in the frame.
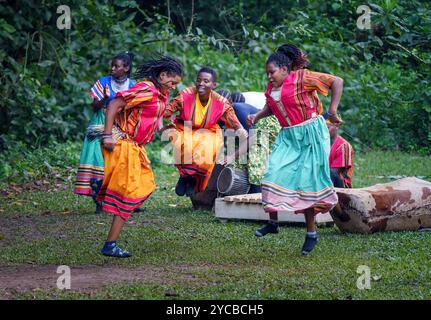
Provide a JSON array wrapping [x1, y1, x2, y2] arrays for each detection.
[[301, 235, 318, 256], [101, 242, 132, 258]]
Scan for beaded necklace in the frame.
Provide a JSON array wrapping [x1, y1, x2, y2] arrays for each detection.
[[110, 77, 130, 93]]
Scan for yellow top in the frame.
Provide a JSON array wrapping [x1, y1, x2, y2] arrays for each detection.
[[194, 94, 212, 126]]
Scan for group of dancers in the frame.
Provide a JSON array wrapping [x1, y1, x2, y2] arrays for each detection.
[[73, 44, 353, 258]]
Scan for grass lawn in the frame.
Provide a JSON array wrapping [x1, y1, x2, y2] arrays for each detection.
[[0, 150, 430, 300]]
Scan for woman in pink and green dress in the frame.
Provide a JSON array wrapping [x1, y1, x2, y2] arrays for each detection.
[[247, 44, 344, 255]]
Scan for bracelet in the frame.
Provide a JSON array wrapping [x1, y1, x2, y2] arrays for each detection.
[[102, 133, 112, 139], [327, 111, 337, 116]]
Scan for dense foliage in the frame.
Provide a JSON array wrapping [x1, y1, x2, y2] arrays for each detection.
[[1, 0, 430, 156]]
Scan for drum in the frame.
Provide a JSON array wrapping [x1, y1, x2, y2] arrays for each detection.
[[217, 167, 250, 196]]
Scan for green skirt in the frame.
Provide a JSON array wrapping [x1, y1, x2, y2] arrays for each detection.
[[261, 116, 338, 214], [73, 110, 105, 197]]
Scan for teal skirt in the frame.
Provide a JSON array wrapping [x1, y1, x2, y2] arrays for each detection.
[[73, 110, 105, 197], [261, 116, 338, 214]]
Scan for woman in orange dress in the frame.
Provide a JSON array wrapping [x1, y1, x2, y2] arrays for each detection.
[[98, 56, 183, 258]]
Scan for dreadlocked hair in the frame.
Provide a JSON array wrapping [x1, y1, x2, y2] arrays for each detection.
[[113, 51, 134, 77], [276, 44, 309, 69], [134, 55, 183, 90]]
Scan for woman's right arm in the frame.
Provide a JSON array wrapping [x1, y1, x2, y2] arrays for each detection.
[[102, 97, 126, 151], [163, 94, 182, 119], [160, 94, 183, 133], [247, 104, 272, 127]]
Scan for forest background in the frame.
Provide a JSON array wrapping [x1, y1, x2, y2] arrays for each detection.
[[0, 0, 430, 183]]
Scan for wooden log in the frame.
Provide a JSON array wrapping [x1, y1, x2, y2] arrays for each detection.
[[331, 177, 431, 233]]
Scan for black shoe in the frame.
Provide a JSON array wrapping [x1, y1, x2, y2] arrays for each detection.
[[255, 221, 279, 237], [301, 235, 318, 256], [95, 201, 102, 214], [175, 176, 188, 196]]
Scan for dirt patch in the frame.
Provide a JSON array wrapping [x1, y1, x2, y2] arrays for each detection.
[[0, 212, 165, 246], [0, 262, 239, 299], [0, 213, 75, 245], [0, 263, 207, 298], [0, 174, 75, 198]]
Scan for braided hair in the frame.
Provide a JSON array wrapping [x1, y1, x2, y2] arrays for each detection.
[[266, 44, 309, 71], [113, 51, 134, 77], [277, 44, 309, 69], [135, 55, 183, 90]]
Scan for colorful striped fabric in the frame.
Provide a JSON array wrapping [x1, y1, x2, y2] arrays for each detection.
[[96, 81, 169, 219], [74, 164, 104, 195], [97, 140, 155, 220], [164, 87, 241, 130], [329, 136, 354, 188], [164, 88, 242, 192], [74, 76, 135, 198], [265, 69, 336, 127], [115, 81, 168, 145], [90, 76, 135, 104], [262, 182, 337, 213]]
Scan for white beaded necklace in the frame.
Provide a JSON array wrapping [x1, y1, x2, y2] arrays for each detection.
[[110, 77, 130, 93]]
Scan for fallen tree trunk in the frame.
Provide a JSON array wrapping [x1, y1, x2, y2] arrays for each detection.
[[331, 177, 431, 233]]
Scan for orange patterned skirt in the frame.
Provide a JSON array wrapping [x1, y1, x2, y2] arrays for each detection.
[[169, 122, 223, 192], [97, 139, 155, 220]]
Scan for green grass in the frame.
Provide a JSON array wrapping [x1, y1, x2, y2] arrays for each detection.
[[1, 150, 431, 300]]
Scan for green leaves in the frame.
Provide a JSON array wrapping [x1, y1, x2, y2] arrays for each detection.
[[0, 0, 430, 153], [0, 18, 16, 33]]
